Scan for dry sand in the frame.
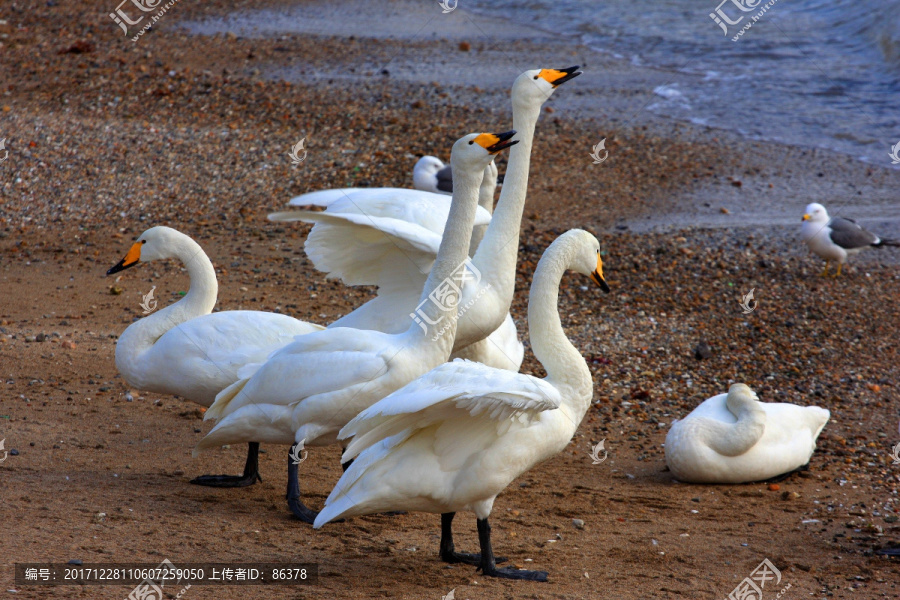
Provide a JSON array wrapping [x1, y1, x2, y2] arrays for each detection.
[[1, 1, 899, 599]]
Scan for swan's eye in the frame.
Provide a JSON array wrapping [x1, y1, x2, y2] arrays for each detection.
[[533, 75, 539, 80], [468, 141, 473, 145], [141, 240, 147, 244]]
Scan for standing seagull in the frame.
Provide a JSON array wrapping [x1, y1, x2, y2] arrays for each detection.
[[800, 202, 899, 277]]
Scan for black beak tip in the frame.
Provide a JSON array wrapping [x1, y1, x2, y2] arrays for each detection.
[[107, 259, 128, 276], [600, 279, 611, 293]]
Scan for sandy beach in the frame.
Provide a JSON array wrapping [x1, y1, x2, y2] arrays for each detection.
[[1, 0, 899, 598]]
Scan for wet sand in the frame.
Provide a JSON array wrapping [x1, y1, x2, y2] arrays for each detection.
[[1, 0, 899, 599]]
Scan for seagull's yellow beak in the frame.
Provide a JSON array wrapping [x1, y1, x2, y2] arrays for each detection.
[[802, 213, 811, 221], [538, 66, 582, 87], [590, 253, 610, 293], [107, 241, 143, 275]]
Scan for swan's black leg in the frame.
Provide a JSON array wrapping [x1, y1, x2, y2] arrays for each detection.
[[439, 513, 504, 565], [286, 443, 318, 524], [477, 517, 547, 581], [341, 458, 354, 472], [190, 442, 262, 487]]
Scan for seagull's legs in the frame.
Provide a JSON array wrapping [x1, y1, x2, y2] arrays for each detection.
[[286, 443, 318, 524], [476, 517, 547, 581], [819, 261, 830, 277], [439, 512, 505, 566], [833, 262, 843, 277], [189, 442, 262, 488]]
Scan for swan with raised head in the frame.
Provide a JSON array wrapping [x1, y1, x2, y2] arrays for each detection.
[[196, 130, 518, 522], [801, 202, 899, 277], [270, 67, 580, 372], [664, 383, 830, 484], [106, 226, 324, 487], [313, 229, 610, 582]]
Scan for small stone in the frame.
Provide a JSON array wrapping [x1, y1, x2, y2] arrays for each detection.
[[572, 518, 585, 530], [24, 336, 36, 343], [67, 559, 83, 565], [10, 449, 19, 456], [767, 483, 780, 491], [61, 341, 76, 349], [458, 41, 471, 52], [35, 333, 46, 342], [694, 341, 712, 360], [109, 286, 124, 295]]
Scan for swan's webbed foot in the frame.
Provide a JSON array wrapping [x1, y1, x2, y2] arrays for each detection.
[[190, 442, 262, 488], [475, 517, 544, 582], [481, 565, 549, 581]]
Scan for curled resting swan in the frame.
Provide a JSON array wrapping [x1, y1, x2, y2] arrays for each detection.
[[801, 202, 899, 277], [664, 383, 830, 484], [197, 130, 518, 523], [270, 67, 580, 372], [106, 226, 323, 487], [313, 229, 610, 582]]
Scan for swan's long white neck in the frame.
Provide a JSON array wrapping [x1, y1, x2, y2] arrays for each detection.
[[406, 158, 482, 353], [116, 233, 217, 363], [472, 99, 539, 294], [468, 164, 497, 257], [528, 238, 593, 420]]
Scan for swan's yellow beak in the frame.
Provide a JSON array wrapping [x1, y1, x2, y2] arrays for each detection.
[[107, 241, 142, 275], [801, 213, 811, 221], [473, 130, 519, 154], [590, 253, 610, 293], [538, 66, 582, 87]]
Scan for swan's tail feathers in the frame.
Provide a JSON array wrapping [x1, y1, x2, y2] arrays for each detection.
[[194, 404, 293, 457], [204, 378, 249, 422], [808, 407, 831, 440]]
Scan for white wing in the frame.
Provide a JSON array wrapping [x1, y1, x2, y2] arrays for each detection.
[[271, 188, 491, 289], [340, 359, 561, 462]]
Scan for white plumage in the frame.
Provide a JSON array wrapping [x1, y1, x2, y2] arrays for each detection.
[[314, 228, 609, 581], [198, 131, 517, 522], [665, 383, 830, 484]]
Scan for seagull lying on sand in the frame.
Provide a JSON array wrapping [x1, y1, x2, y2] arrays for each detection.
[[800, 202, 899, 277]]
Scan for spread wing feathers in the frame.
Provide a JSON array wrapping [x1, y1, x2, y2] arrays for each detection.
[[204, 328, 393, 422], [271, 189, 490, 289], [828, 217, 881, 249], [340, 359, 561, 462], [435, 165, 453, 193]]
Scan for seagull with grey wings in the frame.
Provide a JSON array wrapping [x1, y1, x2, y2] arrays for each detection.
[[800, 202, 899, 277]]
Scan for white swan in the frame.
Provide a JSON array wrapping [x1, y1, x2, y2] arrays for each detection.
[[106, 226, 323, 487], [801, 202, 899, 277], [270, 67, 580, 371], [313, 229, 610, 581], [196, 131, 518, 522], [664, 383, 830, 484]]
